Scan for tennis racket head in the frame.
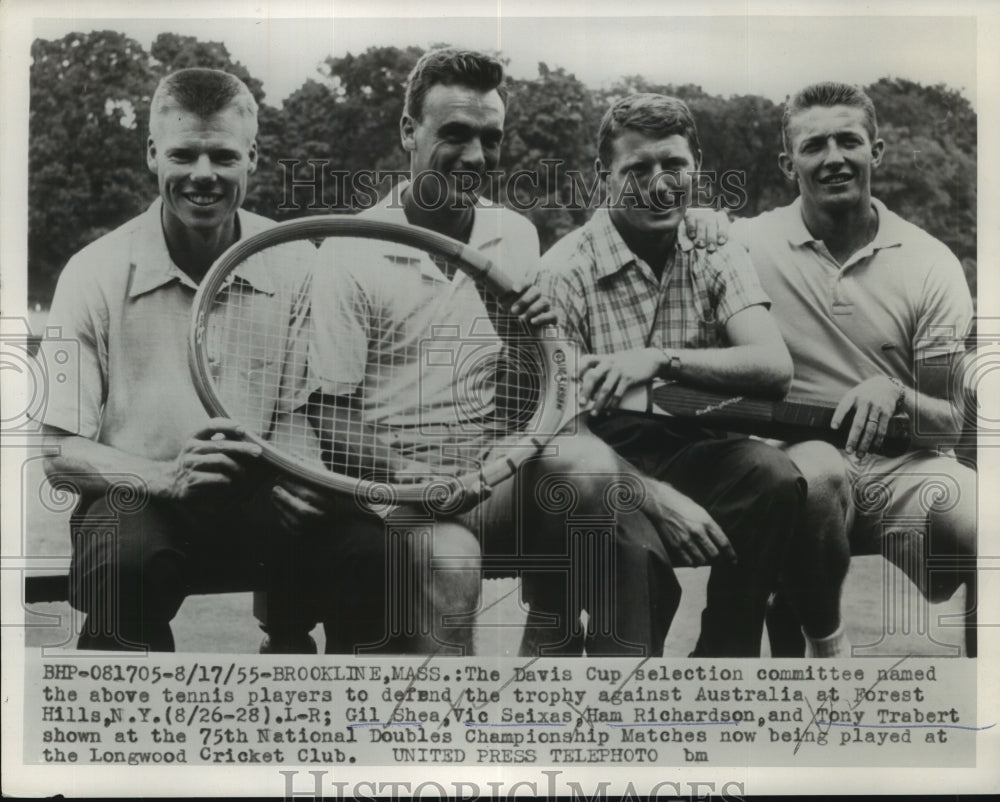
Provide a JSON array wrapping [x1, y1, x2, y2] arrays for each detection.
[[189, 216, 575, 516]]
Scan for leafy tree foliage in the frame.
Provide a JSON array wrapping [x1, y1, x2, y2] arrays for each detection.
[[503, 63, 601, 251], [865, 78, 977, 275], [250, 46, 420, 220], [150, 33, 266, 105], [29, 31, 157, 304], [28, 35, 977, 306]]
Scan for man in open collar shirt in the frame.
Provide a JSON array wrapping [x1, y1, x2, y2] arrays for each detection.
[[540, 93, 806, 657], [37, 69, 331, 651], [729, 82, 976, 657]]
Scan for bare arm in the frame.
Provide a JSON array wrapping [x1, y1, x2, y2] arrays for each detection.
[[834, 354, 969, 456], [41, 420, 263, 501], [662, 304, 793, 398], [580, 304, 793, 413]]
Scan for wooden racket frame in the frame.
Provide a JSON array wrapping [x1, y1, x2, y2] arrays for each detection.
[[189, 216, 573, 515]]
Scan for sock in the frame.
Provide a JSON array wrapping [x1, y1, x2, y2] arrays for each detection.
[[803, 624, 850, 658]]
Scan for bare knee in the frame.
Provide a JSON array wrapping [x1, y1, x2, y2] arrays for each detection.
[[927, 468, 977, 555], [538, 430, 620, 476], [924, 468, 977, 603], [433, 521, 480, 557], [786, 441, 850, 511], [429, 521, 481, 609]]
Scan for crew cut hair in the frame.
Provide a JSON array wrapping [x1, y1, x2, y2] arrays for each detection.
[[781, 81, 878, 151], [150, 68, 258, 139], [404, 48, 508, 120], [597, 93, 702, 167]]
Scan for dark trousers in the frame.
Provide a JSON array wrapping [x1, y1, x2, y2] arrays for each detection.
[[460, 440, 681, 657], [590, 415, 806, 656], [68, 490, 386, 652], [510, 504, 682, 657], [69, 494, 262, 650]]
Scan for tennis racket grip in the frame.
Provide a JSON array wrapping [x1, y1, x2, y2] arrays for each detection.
[[624, 382, 912, 457]]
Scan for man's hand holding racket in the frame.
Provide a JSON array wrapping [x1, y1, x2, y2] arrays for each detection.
[[147, 418, 336, 534], [153, 418, 263, 501], [578, 349, 662, 415], [831, 375, 903, 457], [507, 281, 557, 327]]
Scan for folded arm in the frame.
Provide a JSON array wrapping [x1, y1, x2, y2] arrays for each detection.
[[581, 304, 793, 413], [41, 420, 263, 502]]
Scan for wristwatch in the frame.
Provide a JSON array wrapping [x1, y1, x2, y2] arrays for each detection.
[[659, 348, 682, 379]]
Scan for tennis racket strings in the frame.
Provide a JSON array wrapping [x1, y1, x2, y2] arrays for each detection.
[[191, 218, 568, 513], [304, 233, 544, 482]]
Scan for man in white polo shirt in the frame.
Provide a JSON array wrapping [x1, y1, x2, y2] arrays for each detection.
[[731, 82, 976, 657]]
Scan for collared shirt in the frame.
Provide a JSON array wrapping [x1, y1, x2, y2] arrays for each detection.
[[538, 206, 770, 355], [730, 198, 973, 404], [308, 185, 540, 470], [39, 199, 314, 460]]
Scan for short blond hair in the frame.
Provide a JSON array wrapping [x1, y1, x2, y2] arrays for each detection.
[[782, 82, 877, 151], [150, 68, 258, 140]]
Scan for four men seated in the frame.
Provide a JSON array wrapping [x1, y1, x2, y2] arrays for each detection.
[[36, 52, 977, 656]]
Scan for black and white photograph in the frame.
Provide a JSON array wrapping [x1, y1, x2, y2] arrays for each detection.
[[2, 0, 997, 796]]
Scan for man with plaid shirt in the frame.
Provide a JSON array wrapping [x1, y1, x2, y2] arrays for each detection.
[[539, 93, 805, 656]]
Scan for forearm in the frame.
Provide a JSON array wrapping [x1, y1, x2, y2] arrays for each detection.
[[41, 429, 172, 500], [901, 387, 966, 447], [661, 345, 792, 398]]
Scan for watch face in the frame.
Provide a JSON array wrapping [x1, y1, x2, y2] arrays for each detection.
[[660, 349, 680, 378]]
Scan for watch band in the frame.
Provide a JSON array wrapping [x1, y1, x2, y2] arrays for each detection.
[[886, 376, 907, 413]]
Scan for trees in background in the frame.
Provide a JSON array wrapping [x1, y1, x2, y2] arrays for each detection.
[[865, 77, 978, 297], [250, 46, 420, 219], [29, 31, 156, 302], [28, 37, 977, 305], [502, 63, 602, 249]]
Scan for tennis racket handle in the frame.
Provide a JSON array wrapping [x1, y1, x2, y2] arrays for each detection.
[[619, 383, 912, 457]]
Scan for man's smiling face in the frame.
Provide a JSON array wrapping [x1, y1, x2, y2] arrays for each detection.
[[602, 129, 699, 239], [780, 104, 884, 214], [400, 83, 505, 209], [147, 104, 257, 235]]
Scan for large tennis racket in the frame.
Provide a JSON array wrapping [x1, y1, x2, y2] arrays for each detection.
[[189, 217, 574, 516]]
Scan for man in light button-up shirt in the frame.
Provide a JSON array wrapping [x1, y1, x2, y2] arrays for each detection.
[[37, 69, 338, 651]]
